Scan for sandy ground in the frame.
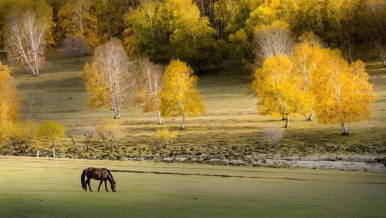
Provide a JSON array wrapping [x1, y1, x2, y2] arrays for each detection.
[[162, 154, 386, 173]]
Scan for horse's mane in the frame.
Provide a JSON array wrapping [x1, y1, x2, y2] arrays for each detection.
[[105, 168, 115, 182]]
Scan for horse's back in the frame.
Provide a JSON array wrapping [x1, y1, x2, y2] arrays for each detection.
[[85, 167, 107, 180]]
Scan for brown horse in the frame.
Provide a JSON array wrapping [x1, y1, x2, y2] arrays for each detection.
[[81, 167, 116, 192]]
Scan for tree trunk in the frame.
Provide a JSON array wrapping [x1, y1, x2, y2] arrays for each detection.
[[157, 110, 162, 124], [114, 110, 120, 119], [106, 12, 112, 39], [181, 116, 185, 129], [284, 116, 289, 128], [341, 123, 350, 135], [85, 140, 89, 151], [306, 112, 313, 121], [348, 36, 354, 64], [70, 138, 77, 150], [52, 142, 56, 158], [17, 143, 25, 153]]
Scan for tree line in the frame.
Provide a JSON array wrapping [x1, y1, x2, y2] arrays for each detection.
[[0, 0, 379, 152], [1, 0, 386, 70]]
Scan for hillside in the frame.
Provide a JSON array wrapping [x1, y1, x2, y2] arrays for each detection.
[[1, 48, 386, 171]]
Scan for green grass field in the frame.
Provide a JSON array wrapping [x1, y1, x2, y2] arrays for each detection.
[[0, 156, 385, 218]]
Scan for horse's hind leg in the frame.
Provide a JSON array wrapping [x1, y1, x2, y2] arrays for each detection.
[[98, 180, 103, 192]]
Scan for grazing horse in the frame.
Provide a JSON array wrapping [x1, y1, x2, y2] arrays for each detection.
[[81, 167, 116, 192]]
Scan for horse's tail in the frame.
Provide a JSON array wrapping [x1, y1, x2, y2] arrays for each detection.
[[81, 169, 86, 190], [105, 168, 115, 182]]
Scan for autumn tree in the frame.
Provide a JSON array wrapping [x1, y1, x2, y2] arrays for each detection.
[[164, 0, 225, 69], [83, 38, 133, 119], [311, 48, 375, 135], [7, 120, 37, 153], [133, 58, 164, 124], [82, 62, 110, 108], [228, 2, 288, 68], [65, 125, 78, 151], [81, 125, 96, 151], [37, 120, 66, 157], [156, 127, 179, 150], [357, 0, 386, 67], [289, 0, 327, 40], [58, 0, 98, 46], [264, 124, 284, 153], [21, 86, 42, 120], [213, 0, 236, 40], [96, 120, 123, 152], [92, 0, 126, 42], [252, 54, 301, 128], [125, 0, 165, 59], [126, 0, 226, 69], [291, 37, 323, 121], [255, 21, 294, 64], [325, 0, 360, 63], [0, 61, 20, 124], [6, 10, 47, 76], [160, 60, 205, 129], [63, 35, 89, 63], [0, 0, 54, 50]]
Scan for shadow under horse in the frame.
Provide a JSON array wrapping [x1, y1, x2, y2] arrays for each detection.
[[81, 167, 117, 192]]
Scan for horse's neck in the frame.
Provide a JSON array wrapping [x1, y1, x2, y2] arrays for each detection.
[[107, 174, 114, 183]]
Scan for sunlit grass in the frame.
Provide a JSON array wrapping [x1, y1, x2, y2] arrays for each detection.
[[0, 157, 385, 218]]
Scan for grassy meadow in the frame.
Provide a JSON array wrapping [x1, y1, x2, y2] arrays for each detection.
[[0, 156, 386, 218]]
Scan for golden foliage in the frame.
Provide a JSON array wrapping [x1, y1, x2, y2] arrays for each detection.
[[36, 120, 66, 147], [82, 62, 110, 108], [58, 0, 98, 46], [7, 120, 38, 152], [156, 127, 179, 147], [311, 48, 375, 133], [253, 54, 299, 118], [160, 60, 205, 128], [0, 61, 20, 124]]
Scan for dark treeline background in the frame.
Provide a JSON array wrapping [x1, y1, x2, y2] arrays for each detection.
[[0, 0, 385, 70]]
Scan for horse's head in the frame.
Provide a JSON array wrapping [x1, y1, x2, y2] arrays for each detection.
[[111, 181, 116, 192]]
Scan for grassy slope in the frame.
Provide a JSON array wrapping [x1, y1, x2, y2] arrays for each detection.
[[0, 156, 385, 218], [1, 48, 385, 156]]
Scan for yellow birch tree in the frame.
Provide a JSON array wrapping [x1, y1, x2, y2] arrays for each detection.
[[160, 60, 205, 129], [291, 39, 323, 121], [82, 38, 133, 119], [0, 61, 20, 124], [311, 48, 375, 135], [252, 54, 301, 127]]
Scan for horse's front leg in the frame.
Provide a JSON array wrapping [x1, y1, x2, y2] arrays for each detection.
[[87, 179, 93, 192], [98, 180, 103, 192], [104, 180, 109, 192]]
